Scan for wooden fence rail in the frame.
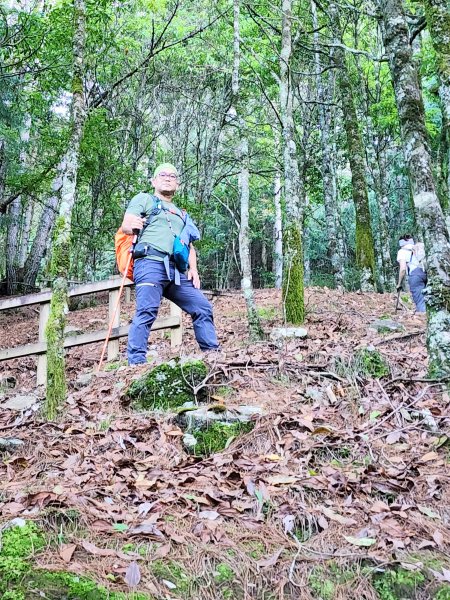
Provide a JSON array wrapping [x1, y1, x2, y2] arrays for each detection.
[[0, 276, 182, 386]]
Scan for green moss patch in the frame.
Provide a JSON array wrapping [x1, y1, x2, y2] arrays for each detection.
[[354, 347, 390, 378], [189, 421, 254, 456], [0, 523, 151, 600], [126, 359, 208, 410], [373, 567, 426, 600]]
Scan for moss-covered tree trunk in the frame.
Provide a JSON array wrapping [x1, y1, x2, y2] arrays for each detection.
[[330, 4, 376, 292], [280, 0, 304, 324], [378, 0, 450, 376], [44, 0, 86, 419], [423, 0, 450, 214]]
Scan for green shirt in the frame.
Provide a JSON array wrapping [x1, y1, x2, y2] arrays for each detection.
[[125, 193, 185, 258]]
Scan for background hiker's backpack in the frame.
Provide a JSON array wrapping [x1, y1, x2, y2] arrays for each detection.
[[412, 242, 426, 271], [406, 241, 426, 274], [114, 195, 161, 280]]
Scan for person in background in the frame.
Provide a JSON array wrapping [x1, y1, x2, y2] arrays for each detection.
[[396, 234, 427, 313]]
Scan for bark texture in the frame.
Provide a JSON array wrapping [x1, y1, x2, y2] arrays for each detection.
[[280, 0, 304, 323], [379, 0, 450, 376], [45, 0, 86, 418]]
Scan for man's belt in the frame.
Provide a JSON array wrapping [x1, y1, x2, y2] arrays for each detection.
[[133, 243, 180, 285]]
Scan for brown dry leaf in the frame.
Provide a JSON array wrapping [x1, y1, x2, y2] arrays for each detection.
[[256, 548, 284, 569], [124, 561, 141, 588], [262, 454, 283, 462], [433, 530, 444, 547], [321, 506, 357, 526], [198, 510, 220, 520], [266, 475, 298, 486], [59, 543, 76, 563], [386, 431, 402, 445], [371, 501, 390, 513], [325, 385, 337, 405], [154, 543, 171, 558], [128, 522, 164, 537], [420, 451, 439, 462], [81, 540, 116, 557], [283, 514, 295, 534]]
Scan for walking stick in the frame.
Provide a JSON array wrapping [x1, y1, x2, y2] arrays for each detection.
[[97, 232, 137, 372], [395, 289, 401, 311]]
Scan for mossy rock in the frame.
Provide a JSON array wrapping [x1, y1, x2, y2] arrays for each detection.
[[186, 421, 254, 456], [126, 358, 208, 410]]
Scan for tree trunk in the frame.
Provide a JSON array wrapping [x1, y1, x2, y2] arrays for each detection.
[[274, 170, 283, 289], [378, 0, 450, 376], [423, 0, 450, 213], [280, 0, 304, 323], [5, 199, 21, 295], [5, 115, 32, 295], [330, 3, 376, 291], [23, 165, 63, 290], [233, 0, 263, 339], [312, 0, 345, 289], [44, 0, 86, 419]]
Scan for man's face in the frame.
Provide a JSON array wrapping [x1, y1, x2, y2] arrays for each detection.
[[151, 167, 179, 195]]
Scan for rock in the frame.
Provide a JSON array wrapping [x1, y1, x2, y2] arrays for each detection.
[[305, 387, 324, 402], [74, 373, 93, 389], [370, 319, 404, 333], [0, 437, 24, 451], [237, 405, 264, 417], [182, 433, 198, 449], [0, 375, 16, 389], [64, 325, 83, 337], [177, 404, 263, 430], [2, 394, 39, 411], [270, 327, 308, 341]]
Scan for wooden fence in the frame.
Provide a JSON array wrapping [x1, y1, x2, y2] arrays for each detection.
[[0, 276, 182, 386]]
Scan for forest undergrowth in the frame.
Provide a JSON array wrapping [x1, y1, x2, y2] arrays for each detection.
[[0, 288, 449, 600]]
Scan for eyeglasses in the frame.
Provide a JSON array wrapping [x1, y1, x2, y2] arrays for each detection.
[[157, 172, 178, 180]]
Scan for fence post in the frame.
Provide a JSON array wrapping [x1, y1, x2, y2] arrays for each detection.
[[170, 302, 183, 350], [37, 302, 50, 387], [107, 289, 120, 362]]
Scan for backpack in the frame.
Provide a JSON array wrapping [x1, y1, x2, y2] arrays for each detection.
[[412, 242, 426, 271], [114, 195, 162, 281], [406, 242, 427, 274]]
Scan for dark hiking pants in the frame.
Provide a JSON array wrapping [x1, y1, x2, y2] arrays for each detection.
[[127, 258, 219, 364], [408, 267, 427, 313]]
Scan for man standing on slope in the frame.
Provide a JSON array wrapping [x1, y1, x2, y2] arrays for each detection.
[[121, 163, 220, 364]]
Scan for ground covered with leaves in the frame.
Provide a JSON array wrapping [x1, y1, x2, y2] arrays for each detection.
[[1, 288, 449, 599]]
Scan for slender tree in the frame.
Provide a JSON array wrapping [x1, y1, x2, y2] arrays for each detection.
[[280, 0, 304, 323], [44, 0, 86, 418], [232, 0, 263, 339], [311, 0, 345, 289]]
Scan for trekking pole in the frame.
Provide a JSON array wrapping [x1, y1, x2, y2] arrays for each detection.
[[97, 231, 138, 372]]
